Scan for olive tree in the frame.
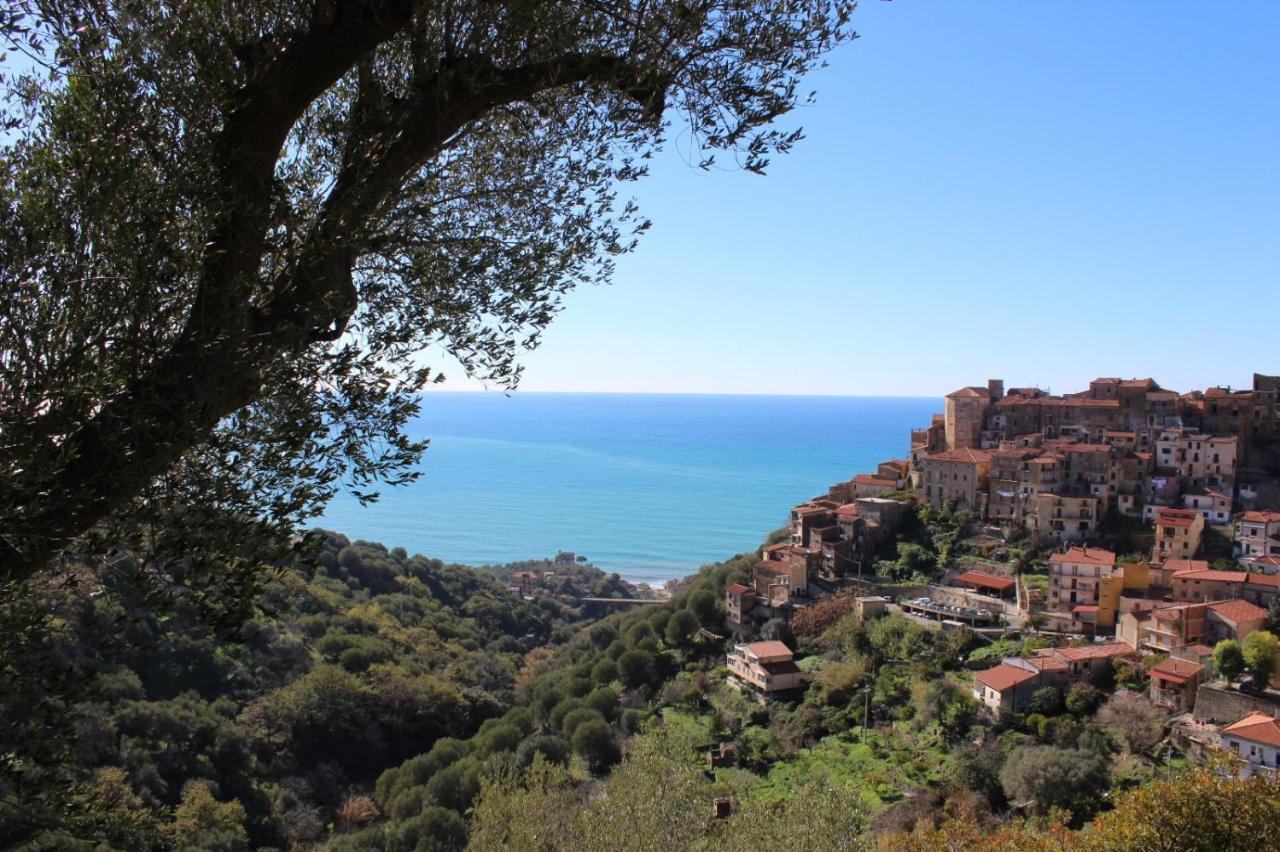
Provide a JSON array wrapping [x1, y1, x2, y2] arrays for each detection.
[[0, 1, 855, 587]]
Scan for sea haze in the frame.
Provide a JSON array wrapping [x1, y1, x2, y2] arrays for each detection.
[[318, 392, 938, 585]]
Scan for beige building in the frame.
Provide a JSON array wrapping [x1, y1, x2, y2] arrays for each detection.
[[851, 473, 898, 498], [922, 447, 993, 512], [972, 662, 1039, 715], [1031, 493, 1100, 544], [726, 641, 803, 701], [1168, 561, 1245, 603], [945, 381, 1001, 449], [1047, 546, 1117, 616], [1152, 507, 1205, 562]]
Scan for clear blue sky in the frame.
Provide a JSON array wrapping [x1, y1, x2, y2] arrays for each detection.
[[449, 2, 1280, 397]]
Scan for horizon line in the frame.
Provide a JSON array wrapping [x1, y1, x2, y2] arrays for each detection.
[[422, 388, 943, 400]]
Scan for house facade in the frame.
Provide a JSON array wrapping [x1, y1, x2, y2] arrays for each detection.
[[726, 641, 803, 701], [1221, 712, 1280, 778]]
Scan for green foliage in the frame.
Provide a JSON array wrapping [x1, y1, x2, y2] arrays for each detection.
[[1065, 684, 1103, 717], [1214, 638, 1246, 681], [618, 650, 657, 689], [688, 590, 721, 627], [572, 720, 621, 773], [999, 744, 1109, 816], [0, 533, 606, 848], [1243, 630, 1279, 688], [170, 781, 249, 851], [1027, 686, 1063, 717], [665, 609, 700, 646]]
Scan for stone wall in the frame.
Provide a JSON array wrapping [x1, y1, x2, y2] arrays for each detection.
[[1192, 684, 1280, 724]]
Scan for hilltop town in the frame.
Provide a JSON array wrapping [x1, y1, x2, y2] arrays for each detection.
[[726, 372, 1280, 779]]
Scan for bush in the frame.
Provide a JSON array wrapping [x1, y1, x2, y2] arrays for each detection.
[[1214, 639, 1246, 682], [591, 658, 619, 685], [617, 650, 655, 689], [516, 734, 570, 768], [1027, 687, 1062, 717], [571, 720, 620, 772], [664, 609, 700, 646], [560, 707, 606, 739], [583, 686, 620, 721], [999, 744, 1109, 815]]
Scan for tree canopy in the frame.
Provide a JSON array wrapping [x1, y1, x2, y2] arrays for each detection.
[[0, 0, 854, 585]]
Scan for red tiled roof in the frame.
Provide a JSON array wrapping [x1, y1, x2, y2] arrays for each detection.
[[1173, 569, 1246, 583], [1150, 657, 1201, 684], [954, 571, 1015, 591], [727, 583, 752, 596], [1206, 599, 1268, 624], [742, 640, 793, 660], [947, 386, 989, 399], [974, 663, 1038, 692], [1156, 508, 1200, 527], [1223, 712, 1280, 749], [835, 504, 861, 519], [1049, 547, 1117, 568], [1024, 656, 1068, 672], [1049, 641, 1135, 662], [1240, 511, 1280, 524], [1164, 559, 1210, 574], [1072, 605, 1100, 614], [1247, 569, 1280, 586], [853, 474, 898, 487], [1249, 556, 1280, 567]]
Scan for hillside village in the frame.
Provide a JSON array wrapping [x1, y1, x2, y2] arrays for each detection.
[[726, 372, 1280, 779]]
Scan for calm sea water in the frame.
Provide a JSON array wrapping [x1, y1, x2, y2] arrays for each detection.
[[318, 393, 937, 585]]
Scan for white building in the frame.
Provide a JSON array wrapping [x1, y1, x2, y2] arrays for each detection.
[[1220, 712, 1280, 778]]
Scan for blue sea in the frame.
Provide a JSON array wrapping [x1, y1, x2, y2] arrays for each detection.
[[318, 393, 937, 585]]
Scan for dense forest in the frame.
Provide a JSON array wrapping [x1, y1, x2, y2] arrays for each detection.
[[0, 532, 628, 849]]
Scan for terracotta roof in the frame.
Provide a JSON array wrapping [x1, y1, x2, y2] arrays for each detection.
[[1222, 712, 1280, 749], [1173, 568, 1246, 583], [1156, 508, 1200, 527], [954, 571, 1015, 591], [1206, 599, 1268, 624], [1049, 547, 1117, 568], [1249, 556, 1280, 568], [741, 640, 793, 661], [1164, 559, 1210, 574], [726, 583, 752, 596], [1185, 643, 1216, 657], [1240, 511, 1280, 524], [947, 386, 989, 399], [1024, 656, 1068, 672], [835, 504, 861, 519], [975, 663, 1039, 692], [1072, 604, 1100, 614], [1150, 657, 1202, 684], [929, 447, 993, 464], [1048, 641, 1135, 662], [853, 474, 898, 487]]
